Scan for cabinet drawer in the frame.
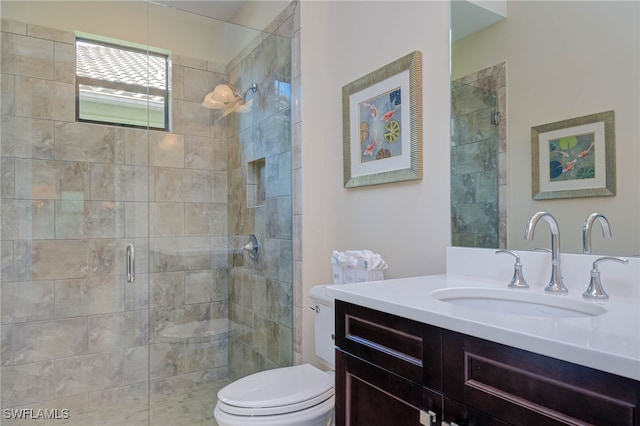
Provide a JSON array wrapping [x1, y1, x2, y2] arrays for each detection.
[[335, 350, 443, 426], [336, 301, 442, 389], [443, 331, 640, 425]]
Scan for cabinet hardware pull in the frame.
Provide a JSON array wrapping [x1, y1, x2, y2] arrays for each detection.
[[420, 410, 437, 424], [126, 243, 135, 283]]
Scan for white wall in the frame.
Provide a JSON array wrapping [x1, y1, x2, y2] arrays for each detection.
[[300, 0, 451, 364], [453, 1, 640, 256]]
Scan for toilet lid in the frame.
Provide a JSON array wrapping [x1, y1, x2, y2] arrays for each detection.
[[216, 364, 334, 416]]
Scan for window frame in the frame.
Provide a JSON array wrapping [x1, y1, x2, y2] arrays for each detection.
[[75, 36, 170, 131]]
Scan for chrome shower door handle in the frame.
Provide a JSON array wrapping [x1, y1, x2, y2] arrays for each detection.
[[126, 243, 135, 283]]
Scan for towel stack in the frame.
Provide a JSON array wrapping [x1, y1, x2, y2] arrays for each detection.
[[331, 249, 388, 284]]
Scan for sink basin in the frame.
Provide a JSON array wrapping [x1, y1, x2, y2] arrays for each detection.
[[431, 287, 607, 318]]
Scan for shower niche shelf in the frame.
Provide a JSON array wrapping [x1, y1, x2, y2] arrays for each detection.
[[247, 158, 266, 208]]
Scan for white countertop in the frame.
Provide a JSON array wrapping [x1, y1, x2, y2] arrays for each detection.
[[326, 273, 640, 381]]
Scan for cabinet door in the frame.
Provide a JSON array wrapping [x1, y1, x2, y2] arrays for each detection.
[[443, 396, 510, 426], [336, 349, 443, 426], [443, 331, 640, 425]]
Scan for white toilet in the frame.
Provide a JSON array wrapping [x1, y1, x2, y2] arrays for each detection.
[[214, 285, 336, 426]]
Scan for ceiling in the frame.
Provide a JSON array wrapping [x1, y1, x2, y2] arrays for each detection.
[[157, 1, 505, 42], [451, 0, 506, 41], [153, 0, 246, 22]]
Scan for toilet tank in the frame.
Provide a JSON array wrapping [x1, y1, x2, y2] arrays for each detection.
[[309, 285, 335, 369]]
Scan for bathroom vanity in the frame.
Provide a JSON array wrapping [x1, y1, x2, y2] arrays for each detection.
[[327, 248, 640, 425], [335, 301, 638, 425]]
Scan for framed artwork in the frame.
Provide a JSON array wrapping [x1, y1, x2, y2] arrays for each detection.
[[342, 51, 422, 188], [531, 110, 616, 200]]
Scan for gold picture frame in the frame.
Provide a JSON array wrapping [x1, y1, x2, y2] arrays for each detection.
[[342, 51, 422, 188], [531, 110, 616, 200]]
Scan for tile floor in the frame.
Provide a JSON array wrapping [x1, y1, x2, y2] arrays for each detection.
[[2, 379, 230, 426]]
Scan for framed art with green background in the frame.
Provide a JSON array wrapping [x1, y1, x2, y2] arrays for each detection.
[[531, 110, 616, 200]]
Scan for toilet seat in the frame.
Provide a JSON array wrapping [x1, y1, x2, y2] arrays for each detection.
[[217, 388, 334, 416], [216, 364, 334, 417]]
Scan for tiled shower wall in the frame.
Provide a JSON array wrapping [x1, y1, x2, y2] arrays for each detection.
[[0, 18, 232, 412], [223, 4, 296, 381], [450, 62, 507, 249]]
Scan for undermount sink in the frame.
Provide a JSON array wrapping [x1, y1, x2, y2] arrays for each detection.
[[431, 287, 607, 318]]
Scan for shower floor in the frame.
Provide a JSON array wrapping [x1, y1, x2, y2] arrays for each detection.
[[2, 379, 230, 426], [148, 379, 229, 426]]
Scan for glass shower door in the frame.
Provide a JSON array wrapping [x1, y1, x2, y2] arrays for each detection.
[[1, 1, 295, 424], [1, 1, 152, 424], [144, 3, 295, 424]]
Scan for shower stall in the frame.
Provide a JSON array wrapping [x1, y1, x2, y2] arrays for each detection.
[[450, 63, 506, 249], [0, 1, 295, 424]]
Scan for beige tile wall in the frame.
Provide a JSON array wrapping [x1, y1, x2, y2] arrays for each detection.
[[224, 2, 298, 380]]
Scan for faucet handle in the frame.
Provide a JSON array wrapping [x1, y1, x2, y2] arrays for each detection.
[[241, 234, 260, 260], [582, 256, 628, 300], [495, 250, 529, 289]]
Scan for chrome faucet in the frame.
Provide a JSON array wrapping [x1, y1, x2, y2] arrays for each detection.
[[495, 250, 529, 288], [583, 213, 611, 254], [524, 212, 568, 293], [582, 256, 628, 299]]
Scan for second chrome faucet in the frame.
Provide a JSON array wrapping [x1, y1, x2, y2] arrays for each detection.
[[525, 211, 568, 293], [583, 213, 611, 254]]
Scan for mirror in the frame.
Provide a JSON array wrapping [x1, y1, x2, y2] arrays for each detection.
[[451, 0, 640, 256]]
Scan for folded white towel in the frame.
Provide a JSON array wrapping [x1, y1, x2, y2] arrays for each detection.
[[331, 248, 388, 283], [337, 253, 357, 269], [343, 249, 387, 270], [345, 249, 375, 258], [367, 257, 388, 271]]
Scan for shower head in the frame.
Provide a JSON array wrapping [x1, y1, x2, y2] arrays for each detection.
[[221, 98, 253, 118], [241, 83, 257, 100], [201, 82, 257, 111]]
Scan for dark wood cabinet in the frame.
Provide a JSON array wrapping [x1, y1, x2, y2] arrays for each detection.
[[444, 396, 510, 426], [443, 330, 640, 425], [336, 350, 442, 426], [335, 300, 640, 426], [335, 301, 442, 389]]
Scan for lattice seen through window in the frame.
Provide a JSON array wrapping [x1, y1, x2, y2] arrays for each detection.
[[76, 37, 169, 130]]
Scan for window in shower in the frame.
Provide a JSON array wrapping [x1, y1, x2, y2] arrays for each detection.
[[75, 35, 170, 130]]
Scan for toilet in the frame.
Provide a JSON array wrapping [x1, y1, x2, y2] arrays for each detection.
[[214, 285, 336, 426]]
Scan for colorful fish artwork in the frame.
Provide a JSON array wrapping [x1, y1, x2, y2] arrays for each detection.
[[548, 132, 596, 182], [362, 102, 378, 120], [381, 105, 400, 122], [363, 140, 377, 156], [578, 141, 594, 158], [358, 87, 403, 163], [562, 159, 577, 173]]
